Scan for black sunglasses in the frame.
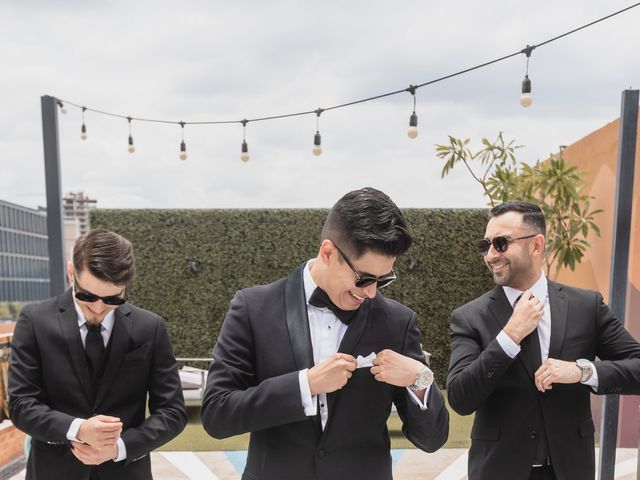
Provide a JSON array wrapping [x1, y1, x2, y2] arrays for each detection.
[[333, 244, 397, 289], [74, 279, 126, 306], [478, 233, 538, 256]]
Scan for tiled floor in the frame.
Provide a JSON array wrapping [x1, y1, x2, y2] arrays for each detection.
[[7, 448, 639, 479]]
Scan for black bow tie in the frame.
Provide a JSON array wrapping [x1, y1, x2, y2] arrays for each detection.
[[308, 287, 357, 325]]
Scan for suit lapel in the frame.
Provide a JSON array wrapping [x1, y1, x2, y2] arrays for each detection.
[[487, 286, 512, 331], [284, 264, 315, 371], [548, 281, 568, 359], [94, 305, 133, 409], [57, 290, 93, 403]]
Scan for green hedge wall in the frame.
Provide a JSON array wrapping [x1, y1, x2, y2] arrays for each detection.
[[92, 208, 494, 383]]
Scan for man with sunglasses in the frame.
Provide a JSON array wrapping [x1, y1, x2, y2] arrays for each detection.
[[447, 200, 640, 480], [9, 228, 186, 480], [202, 187, 449, 480]]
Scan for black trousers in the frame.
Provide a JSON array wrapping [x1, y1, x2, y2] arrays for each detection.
[[530, 465, 556, 480]]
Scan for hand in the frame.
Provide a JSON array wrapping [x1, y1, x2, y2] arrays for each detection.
[[503, 291, 544, 344], [76, 415, 122, 448], [308, 353, 357, 395], [534, 358, 582, 392], [71, 440, 118, 465], [370, 349, 425, 388]]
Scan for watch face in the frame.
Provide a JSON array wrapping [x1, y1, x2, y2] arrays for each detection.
[[417, 367, 434, 388]]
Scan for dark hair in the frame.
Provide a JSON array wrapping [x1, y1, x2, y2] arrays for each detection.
[[321, 187, 412, 258], [73, 229, 135, 285], [489, 200, 546, 236]]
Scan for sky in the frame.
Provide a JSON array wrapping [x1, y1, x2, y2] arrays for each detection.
[[1, 1, 639, 210]]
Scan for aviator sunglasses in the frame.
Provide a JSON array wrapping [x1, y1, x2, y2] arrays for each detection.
[[477, 233, 538, 256], [333, 244, 397, 289], [74, 278, 127, 306]]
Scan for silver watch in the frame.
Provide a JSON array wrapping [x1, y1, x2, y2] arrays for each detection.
[[576, 359, 593, 383], [408, 365, 434, 391]]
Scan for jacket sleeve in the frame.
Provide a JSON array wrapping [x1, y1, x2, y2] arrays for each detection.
[[121, 318, 187, 462], [393, 313, 449, 452], [201, 290, 309, 439], [9, 307, 76, 442], [446, 307, 517, 415], [592, 292, 640, 395]]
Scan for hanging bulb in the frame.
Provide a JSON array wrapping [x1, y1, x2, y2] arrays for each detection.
[[241, 140, 250, 162], [520, 75, 532, 107], [407, 112, 418, 139], [80, 123, 87, 140], [57, 101, 67, 114], [179, 140, 187, 160], [128, 135, 135, 153], [312, 132, 322, 156]]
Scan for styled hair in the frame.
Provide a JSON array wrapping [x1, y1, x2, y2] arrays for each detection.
[[320, 187, 412, 259], [73, 229, 135, 285], [489, 200, 546, 236]]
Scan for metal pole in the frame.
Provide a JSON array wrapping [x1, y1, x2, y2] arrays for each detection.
[[41, 95, 66, 296], [598, 89, 638, 480]]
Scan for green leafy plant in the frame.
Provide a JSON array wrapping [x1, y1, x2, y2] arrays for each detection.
[[436, 133, 602, 277]]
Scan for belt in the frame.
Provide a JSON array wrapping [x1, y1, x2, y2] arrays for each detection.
[[532, 458, 552, 468]]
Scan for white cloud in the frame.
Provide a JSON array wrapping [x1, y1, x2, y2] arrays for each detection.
[[1, 0, 638, 210]]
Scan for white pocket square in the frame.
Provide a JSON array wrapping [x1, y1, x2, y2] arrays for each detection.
[[356, 352, 377, 368]]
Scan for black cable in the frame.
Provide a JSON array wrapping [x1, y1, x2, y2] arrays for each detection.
[[56, 2, 640, 126]]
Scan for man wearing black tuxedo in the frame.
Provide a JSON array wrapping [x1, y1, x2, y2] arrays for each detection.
[[447, 200, 640, 480], [201, 187, 449, 480], [9, 229, 186, 480]]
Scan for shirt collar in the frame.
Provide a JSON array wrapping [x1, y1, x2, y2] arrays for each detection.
[[303, 259, 318, 305], [502, 270, 548, 307], [72, 285, 116, 333]]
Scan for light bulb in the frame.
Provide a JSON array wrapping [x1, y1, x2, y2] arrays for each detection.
[[407, 112, 418, 139], [241, 140, 250, 162], [312, 132, 322, 156], [128, 135, 135, 153], [80, 123, 87, 140], [179, 140, 187, 160], [58, 102, 67, 114], [520, 75, 532, 108]]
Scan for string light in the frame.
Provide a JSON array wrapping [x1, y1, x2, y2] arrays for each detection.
[[80, 107, 87, 140], [50, 4, 637, 159], [179, 121, 187, 160], [312, 109, 323, 156], [520, 45, 535, 108], [241, 119, 250, 162], [56, 100, 67, 114], [407, 85, 418, 139], [127, 117, 135, 153]]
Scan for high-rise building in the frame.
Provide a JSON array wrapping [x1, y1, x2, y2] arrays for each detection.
[[0, 200, 50, 302], [63, 191, 97, 236]]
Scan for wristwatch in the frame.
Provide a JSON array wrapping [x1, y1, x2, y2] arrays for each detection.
[[576, 359, 593, 383], [408, 365, 434, 391]]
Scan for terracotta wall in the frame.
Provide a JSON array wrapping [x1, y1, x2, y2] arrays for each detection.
[[554, 115, 640, 447]]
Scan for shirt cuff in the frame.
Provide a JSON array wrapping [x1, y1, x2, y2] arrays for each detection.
[[496, 330, 521, 359], [582, 361, 599, 391], [114, 437, 127, 462], [66, 418, 84, 441], [299, 369, 317, 416], [405, 386, 430, 411]]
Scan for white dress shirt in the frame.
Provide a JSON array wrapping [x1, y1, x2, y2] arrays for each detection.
[[66, 294, 127, 462], [496, 270, 598, 389], [298, 260, 428, 429]]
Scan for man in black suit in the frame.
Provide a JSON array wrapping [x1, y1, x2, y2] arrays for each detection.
[[9, 229, 187, 480], [201, 187, 449, 480], [447, 200, 640, 480]]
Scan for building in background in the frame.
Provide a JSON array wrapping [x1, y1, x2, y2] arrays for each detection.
[[0, 200, 50, 302], [63, 191, 96, 236]]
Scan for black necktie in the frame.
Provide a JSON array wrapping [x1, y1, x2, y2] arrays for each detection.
[[513, 294, 542, 371], [308, 287, 357, 325], [85, 324, 104, 377]]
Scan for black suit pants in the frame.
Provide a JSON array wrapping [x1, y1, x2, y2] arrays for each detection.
[[530, 465, 556, 480]]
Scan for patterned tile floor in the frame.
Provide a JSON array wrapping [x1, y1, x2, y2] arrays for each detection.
[[7, 448, 639, 479]]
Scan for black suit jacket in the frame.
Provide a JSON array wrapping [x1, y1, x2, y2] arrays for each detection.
[[446, 280, 640, 480], [201, 264, 449, 480], [9, 290, 187, 480]]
